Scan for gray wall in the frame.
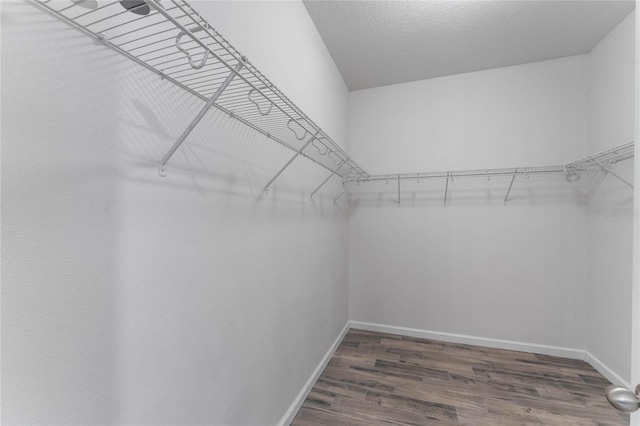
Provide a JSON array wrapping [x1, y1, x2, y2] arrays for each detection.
[[348, 55, 590, 353], [586, 11, 635, 385], [1, 1, 350, 424]]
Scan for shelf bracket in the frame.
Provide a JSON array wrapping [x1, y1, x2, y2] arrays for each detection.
[[444, 172, 450, 205], [602, 166, 634, 189], [264, 131, 320, 192], [504, 169, 518, 204], [334, 179, 358, 203], [159, 60, 245, 177], [397, 174, 401, 204], [311, 159, 347, 199]]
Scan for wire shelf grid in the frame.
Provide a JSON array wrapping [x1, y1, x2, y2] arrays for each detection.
[[346, 142, 634, 184], [35, 0, 369, 182]]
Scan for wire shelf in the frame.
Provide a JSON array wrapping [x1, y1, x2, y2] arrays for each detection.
[[30, 1, 635, 201], [35, 0, 369, 184], [346, 142, 634, 183], [565, 141, 635, 173], [359, 166, 565, 183]]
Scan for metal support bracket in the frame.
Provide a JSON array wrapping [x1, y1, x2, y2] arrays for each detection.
[[263, 131, 320, 192], [602, 166, 634, 189], [504, 169, 518, 204], [310, 159, 347, 199], [397, 174, 401, 204], [334, 179, 358, 203], [158, 60, 245, 177], [444, 172, 450, 205]]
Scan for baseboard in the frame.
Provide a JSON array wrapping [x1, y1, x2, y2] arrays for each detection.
[[349, 321, 586, 360], [585, 351, 631, 389], [277, 321, 350, 426]]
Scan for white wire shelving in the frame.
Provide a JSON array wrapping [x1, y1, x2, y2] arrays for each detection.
[[34, 0, 369, 196], [343, 141, 634, 204], [34, 0, 634, 204]]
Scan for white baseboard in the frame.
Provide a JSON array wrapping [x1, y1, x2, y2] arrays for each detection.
[[349, 321, 586, 360], [278, 322, 350, 426], [585, 351, 631, 389]]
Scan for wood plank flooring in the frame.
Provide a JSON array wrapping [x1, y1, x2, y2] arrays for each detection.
[[291, 329, 629, 425]]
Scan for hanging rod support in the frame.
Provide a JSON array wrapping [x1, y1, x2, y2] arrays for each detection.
[[311, 159, 347, 199], [264, 131, 320, 191], [504, 169, 518, 204], [602, 167, 634, 189], [444, 172, 450, 205], [159, 60, 245, 177], [334, 179, 358, 203]]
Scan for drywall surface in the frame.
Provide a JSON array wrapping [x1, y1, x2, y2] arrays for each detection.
[[1, 1, 349, 424], [630, 6, 640, 426], [348, 56, 590, 350], [586, 11, 635, 383]]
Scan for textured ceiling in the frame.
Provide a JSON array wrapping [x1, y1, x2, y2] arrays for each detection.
[[303, 0, 636, 91]]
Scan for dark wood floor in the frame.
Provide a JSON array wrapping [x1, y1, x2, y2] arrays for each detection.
[[292, 329, 628, 425]]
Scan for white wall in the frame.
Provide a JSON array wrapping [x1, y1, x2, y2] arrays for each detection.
[[348, 56, 590, 351], [630, 5, 640, 426], [586, 11, 635, 384], [1, 1, 349, 424]]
